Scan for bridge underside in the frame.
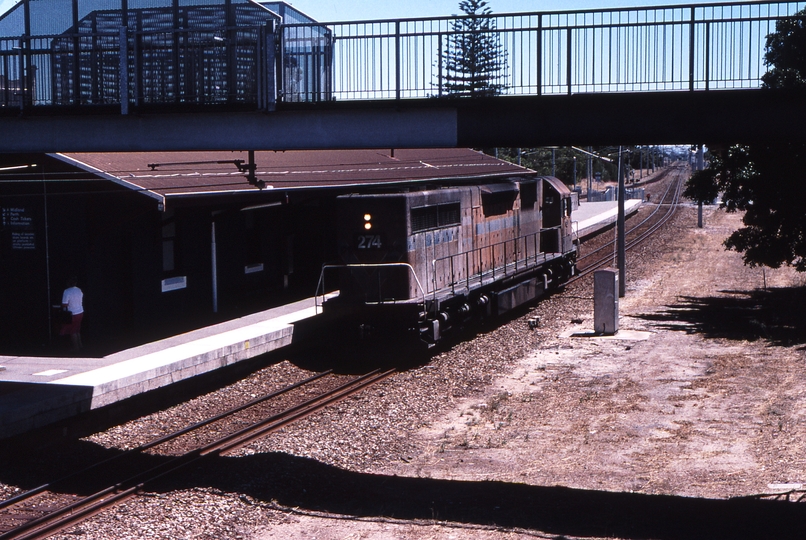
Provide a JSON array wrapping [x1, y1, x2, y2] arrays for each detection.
[[0, 89, 803, 153]]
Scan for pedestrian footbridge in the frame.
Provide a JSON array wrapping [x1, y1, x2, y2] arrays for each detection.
[[0, 0, 804, 151]]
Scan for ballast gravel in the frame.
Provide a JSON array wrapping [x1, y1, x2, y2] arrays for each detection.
[[4, 168, 804, 540]]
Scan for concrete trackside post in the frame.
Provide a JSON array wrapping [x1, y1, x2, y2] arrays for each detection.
[[594, 269, 618, 335]]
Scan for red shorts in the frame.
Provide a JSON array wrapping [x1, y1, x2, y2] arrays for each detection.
[[60, 312, 84, 335]]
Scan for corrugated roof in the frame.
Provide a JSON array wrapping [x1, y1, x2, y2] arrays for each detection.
[[55, 149, 534, 200]]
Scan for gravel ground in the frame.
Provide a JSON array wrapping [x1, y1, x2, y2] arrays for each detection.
[[3, 168, 805, 539]]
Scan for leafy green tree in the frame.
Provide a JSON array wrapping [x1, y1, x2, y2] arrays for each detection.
[[685, 9, 806, 271], [761, 12, 806, 89], [495, 147, 620, 186], [440, 0, 507, 97]]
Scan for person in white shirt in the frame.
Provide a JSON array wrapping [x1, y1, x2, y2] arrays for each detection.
[[60, 276, 84, 351]]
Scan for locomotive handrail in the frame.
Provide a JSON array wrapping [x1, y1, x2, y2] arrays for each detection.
[[433, 230, 553, 295], [315, 262, 427, 316]]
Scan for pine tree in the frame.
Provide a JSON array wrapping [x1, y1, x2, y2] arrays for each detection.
[[440, 0, 507, 97]]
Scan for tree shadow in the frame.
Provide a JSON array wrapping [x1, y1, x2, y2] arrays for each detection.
[[1, 440, 804, 540], [634, 286, 806, 348], [181, 452, 806, 540]]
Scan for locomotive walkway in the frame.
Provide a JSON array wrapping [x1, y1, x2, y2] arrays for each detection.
[[0, 199, 642, 440]]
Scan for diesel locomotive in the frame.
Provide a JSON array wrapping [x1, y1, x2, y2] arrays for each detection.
[[318, 176, 578, 345]]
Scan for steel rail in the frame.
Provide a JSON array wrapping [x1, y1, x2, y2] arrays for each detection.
[[0, 370, 333, 515], [201, 368, 396, 455], [571, 164, 686, 282], [575, 165, 679, 266], [624, 167, 686, 247], [0, 369, 394, 540]]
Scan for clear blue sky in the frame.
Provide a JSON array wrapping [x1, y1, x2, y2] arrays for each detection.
[[287, 0, 703, 22], [0, 0, 714, 23]]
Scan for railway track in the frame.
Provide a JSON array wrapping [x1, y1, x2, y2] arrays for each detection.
[[572, 163, 688, 281], [0, 164, 688, 539], [0, 368, 394, 539]]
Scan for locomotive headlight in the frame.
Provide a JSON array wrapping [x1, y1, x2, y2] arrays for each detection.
[[364, 222, 372, 230], [363, 213, 372, 230], [364, 213, 372, 221]]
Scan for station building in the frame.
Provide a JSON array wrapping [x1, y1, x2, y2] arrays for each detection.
[[0, 0, 539, 354], [0, 149, 534, 354]]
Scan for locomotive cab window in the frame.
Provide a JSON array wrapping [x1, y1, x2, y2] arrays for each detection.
[[520, 181, 538, 209], [410, 202, 460, 233], [481, 184, 518, 216]]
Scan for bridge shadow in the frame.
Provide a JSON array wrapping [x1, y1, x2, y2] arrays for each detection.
[[1, 439, 804, 540], [634, 286, 806, 348]]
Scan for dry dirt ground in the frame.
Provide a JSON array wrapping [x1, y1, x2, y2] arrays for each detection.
[[256, 207, 806, 539]]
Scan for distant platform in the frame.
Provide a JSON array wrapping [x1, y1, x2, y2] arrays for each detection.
[[0, 199, 640, 440], [574, 199, 642, 239]]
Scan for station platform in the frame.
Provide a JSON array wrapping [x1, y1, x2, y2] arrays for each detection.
[[0, 297, 322, 439], [573, 199, 642, 239], [0, 199, 640, 440]]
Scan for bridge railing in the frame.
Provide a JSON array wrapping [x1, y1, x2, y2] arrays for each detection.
[[0, 1, 804, 111], [281, 0, 805, 102]]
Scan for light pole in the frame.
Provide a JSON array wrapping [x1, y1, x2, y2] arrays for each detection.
[[617, 146, 626, 298]]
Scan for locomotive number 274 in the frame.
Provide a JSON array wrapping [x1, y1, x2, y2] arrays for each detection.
[[357, 235, 383, 249]]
